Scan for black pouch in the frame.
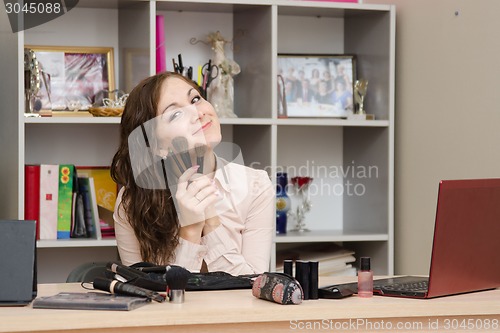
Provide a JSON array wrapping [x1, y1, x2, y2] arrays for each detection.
[[252, 272, 303, 305], [124, 262, 255, 291]]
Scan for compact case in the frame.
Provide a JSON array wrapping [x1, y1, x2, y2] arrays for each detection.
[[252, 272, 303, 305]]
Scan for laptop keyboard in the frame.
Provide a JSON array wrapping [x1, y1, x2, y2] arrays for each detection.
[[380, 280, 428, 292]]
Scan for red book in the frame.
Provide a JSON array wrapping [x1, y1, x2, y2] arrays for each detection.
[[25, 165, 41, 240]]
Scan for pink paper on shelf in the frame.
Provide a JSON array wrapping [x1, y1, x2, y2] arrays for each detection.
[[156, 15, 166, 73], [302, 0, 358, 2]]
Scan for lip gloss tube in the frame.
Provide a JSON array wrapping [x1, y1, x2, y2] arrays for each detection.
[[357, 257, 373, 298]]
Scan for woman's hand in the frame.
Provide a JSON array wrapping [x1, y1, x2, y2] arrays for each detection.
[[174, 165, 220, 228]]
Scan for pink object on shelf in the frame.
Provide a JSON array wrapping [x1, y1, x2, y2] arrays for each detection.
[[156, 15, 166, 73], [303, 0, 358, 2]]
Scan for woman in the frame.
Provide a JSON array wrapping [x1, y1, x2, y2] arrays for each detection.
[[111, 72, 274, 275]]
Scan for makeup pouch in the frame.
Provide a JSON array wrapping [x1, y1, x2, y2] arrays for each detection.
[[252, 272, 303, 305], [125, 262, 255, 291]]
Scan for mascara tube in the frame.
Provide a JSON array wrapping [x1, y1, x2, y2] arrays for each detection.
[[283, 260, 293, 276], [295, 260, 310, 300], [309, 261, 319, 300]]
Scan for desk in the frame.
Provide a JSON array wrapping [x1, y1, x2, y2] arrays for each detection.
[[1, 278, 500, 333]]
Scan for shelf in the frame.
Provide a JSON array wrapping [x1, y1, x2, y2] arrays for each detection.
[[275, 118, 390, 127], [3, 0, 395, 281], [275, 230, 389, 243], [24, 116, 389, 127], [24, 116, 121, 124], [37, 239, 117, 248]]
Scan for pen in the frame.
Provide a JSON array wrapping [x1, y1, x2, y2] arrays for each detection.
[[197, 65, 203, 86], [172, 58, 177, 73], [178, 54, 184, 73]]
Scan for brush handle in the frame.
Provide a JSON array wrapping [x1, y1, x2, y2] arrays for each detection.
[[178, 151, 192, 170], [168, 148, 185, 174], [196, 156, 204, 173]]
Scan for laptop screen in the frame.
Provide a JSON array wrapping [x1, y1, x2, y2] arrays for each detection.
[[0, 220, 37, 305], [428, 179, 500, 297]]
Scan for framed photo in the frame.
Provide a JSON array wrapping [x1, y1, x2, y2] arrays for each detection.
[[26, 45, 115, 111], [277, 54, 356, 118]]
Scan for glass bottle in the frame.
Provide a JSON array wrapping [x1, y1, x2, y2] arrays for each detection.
[[357, 257, 373, 298], [276, 172, 291, 234]]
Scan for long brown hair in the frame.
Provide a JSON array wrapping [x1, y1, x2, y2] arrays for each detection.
[[111, 72, 199, 264]]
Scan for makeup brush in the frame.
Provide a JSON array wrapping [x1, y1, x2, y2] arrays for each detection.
[[171, 136, 192, 170], [165, 266, 191, 303], [194, 144, 207, 174], [168, 147, 185, 174]]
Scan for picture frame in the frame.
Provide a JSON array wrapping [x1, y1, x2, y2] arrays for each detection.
[[25, 45, 115, 111], [277, 54, 356, 118]]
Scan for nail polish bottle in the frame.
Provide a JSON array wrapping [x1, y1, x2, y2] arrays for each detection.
[[357, 257, 373, 298]]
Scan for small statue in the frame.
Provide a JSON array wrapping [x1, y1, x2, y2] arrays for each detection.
[[207, 31, 240, 118], [354, 79, 368, 115]]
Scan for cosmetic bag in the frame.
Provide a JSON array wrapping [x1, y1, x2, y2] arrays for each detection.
[[117, 262, 255, 291], [252, 272, 303, 305]]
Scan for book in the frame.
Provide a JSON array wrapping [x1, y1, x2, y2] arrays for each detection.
[[98, 206, 116, 239], [57, 165, 74, 239], [24, 164, 41, 239], [32, 292, 150, 311], [39, 164, 59, 240], [77, 167, 118, 212], [156, 15, 166, 73], [276, 243, 356, 277], [88, 177, 102, 240], [77, 177, 97, 238]]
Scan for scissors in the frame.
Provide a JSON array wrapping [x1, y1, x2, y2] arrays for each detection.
[[172, 54, 184, 74], [202, 60, 219, 91]]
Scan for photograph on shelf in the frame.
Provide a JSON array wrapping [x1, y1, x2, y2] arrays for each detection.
[[277, 54, 356, 118], [25, 45, 115, 111]]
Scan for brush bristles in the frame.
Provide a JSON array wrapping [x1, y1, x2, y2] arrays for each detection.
[[171, 136, 192, 170], [194, 144, 207, 174], [165, 266, 191, 290]]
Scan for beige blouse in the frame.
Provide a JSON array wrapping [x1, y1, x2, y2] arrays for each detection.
[[113, 158, 275, 275]]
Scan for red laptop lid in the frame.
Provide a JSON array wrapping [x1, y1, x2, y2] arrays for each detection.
[[427, 178, 500, 298]]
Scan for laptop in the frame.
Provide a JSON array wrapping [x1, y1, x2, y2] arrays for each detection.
[[0, 220, 37, 306], [321, 178, 500, 299]]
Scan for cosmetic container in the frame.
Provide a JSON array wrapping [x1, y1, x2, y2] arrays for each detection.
[[295, 260, 310, 300], [309, 261, 319, 300], [276, 172, 291, 234], [283, 260, 293, 276], [357, 257, 373, 298]]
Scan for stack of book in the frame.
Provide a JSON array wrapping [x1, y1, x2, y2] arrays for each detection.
[[24, 164, 117, 240], [276, 243, 357, 277]]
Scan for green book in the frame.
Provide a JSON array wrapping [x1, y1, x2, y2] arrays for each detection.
[[57, 164, 74, 239]]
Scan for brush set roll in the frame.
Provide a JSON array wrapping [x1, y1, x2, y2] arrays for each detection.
[[129, 262, 255, 291]]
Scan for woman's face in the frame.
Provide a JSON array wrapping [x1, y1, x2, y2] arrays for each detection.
[[156, 77, 221, 152]]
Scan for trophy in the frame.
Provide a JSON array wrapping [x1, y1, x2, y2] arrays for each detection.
[[354, 79, 368, 115], [350, 79, 373, 120]]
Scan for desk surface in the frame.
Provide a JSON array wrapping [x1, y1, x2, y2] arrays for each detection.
[[2, 278, 500, 333]]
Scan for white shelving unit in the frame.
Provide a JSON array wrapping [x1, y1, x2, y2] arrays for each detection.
[[0, 0, 395, 282]]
